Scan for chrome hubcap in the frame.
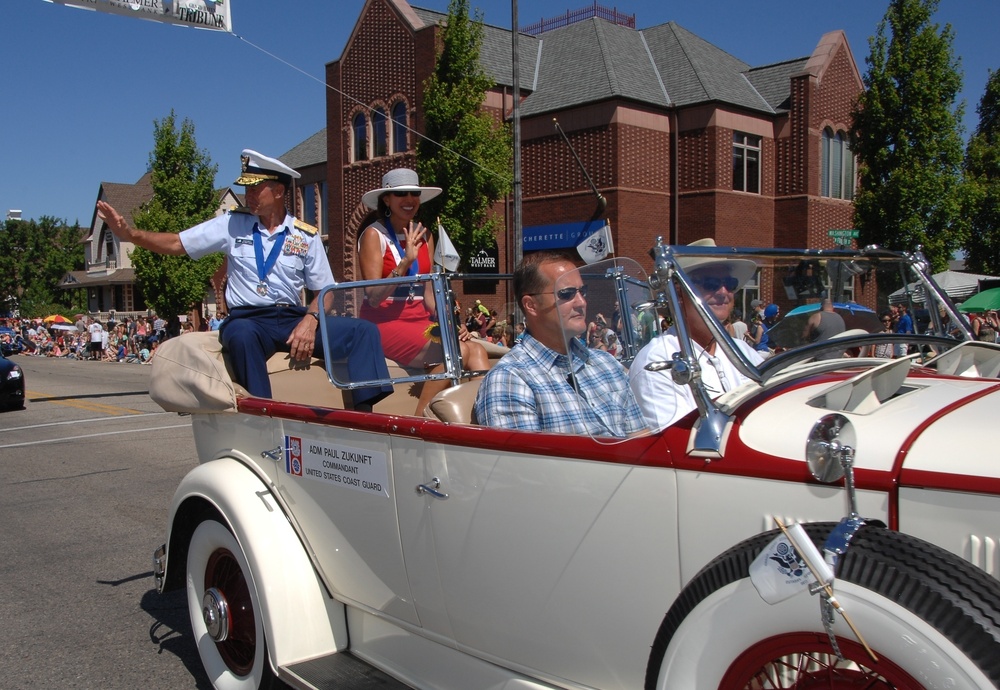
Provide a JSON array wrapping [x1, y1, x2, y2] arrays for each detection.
[[202, 587, 230, 642]]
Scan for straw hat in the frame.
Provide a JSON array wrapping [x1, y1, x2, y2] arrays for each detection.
[[676, 238, 757, 290], [361, 168, 442, 209]]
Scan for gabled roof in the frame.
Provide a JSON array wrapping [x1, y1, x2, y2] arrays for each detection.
[[520, 18, 668, 116], [99, 171, 154, 230], [282, 129, 327, 170], [402, 7, 806, 118], [410, 6, 540, 89], [745, 58, 811, 112]]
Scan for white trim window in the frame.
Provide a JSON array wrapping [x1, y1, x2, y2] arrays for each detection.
[[732, 132, 761, 194]]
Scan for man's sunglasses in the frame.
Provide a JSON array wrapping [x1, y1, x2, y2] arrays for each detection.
[[528, 285, 588, 301], [391, 190, 421, 198], [692, 275, 740, 292]]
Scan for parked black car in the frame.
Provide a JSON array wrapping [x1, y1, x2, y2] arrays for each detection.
[[0, 349, 25, 410]]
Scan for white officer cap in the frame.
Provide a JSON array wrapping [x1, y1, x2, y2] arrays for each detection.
[[234, 149, 301, 187]]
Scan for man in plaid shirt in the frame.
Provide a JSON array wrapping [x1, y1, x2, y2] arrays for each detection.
[[473, 251, 645, 437]]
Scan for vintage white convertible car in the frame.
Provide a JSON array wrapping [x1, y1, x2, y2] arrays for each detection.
[[150, 240, 1000, 689]]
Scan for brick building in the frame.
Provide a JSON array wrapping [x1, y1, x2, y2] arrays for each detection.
[[314, 0, 862, 306]]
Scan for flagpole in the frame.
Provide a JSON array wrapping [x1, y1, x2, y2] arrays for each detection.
[[772, 517, 878, 663], [511, 0, 523, 271]]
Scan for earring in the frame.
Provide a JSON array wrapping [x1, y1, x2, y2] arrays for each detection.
[[384, 208, 391, 218]]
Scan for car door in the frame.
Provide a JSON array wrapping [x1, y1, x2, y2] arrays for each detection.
[[272, 418, 420, 626], [393, 431, 680, 690]]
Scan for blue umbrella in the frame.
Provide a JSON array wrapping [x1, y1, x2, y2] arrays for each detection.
[[768, 302, 881, 348]]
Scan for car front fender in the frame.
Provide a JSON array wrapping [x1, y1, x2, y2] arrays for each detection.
[[159, 456, 348, 669]]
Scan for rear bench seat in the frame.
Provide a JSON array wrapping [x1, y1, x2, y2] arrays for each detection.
[[150, 330, 502, 420]]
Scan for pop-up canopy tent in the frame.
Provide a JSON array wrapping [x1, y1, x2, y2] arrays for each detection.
[[889, 271, 998, 305]]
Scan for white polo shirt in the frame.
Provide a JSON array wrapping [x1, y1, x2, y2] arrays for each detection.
[[180, 210, 335, 308]]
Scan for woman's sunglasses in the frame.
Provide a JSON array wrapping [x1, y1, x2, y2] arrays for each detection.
[[391, 190, 421, 198]]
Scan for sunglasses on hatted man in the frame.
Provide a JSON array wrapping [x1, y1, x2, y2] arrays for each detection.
[[692, 275, 740, 292]]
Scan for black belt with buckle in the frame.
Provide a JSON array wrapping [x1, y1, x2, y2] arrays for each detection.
[[231, 303, 298, 311]]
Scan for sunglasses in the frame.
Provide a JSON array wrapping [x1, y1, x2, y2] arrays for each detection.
[[881, 319, 892, 323], [391, 190, 421, 198], [528, 285, 589, 301], [692, 275, 740, 292]]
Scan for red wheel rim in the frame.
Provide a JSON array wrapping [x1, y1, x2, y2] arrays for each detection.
[[720, 632, 922, 689], [204, 547, 257, 676]]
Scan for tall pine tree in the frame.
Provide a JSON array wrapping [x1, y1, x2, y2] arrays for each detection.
[[130, 111, 221, 319], [850, 0, 965, 271], [962, 69, 1000, 275], [416, 0, 512, 264]]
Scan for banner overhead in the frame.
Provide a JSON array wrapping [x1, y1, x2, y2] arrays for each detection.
[[45, 0, 233, 33]]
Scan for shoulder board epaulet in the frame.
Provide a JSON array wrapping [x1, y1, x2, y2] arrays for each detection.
[[229, 206, 254, 215], [294, 219, 319, 236]]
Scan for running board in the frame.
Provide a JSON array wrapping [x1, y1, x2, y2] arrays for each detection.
[[280, 652, 412, 689]]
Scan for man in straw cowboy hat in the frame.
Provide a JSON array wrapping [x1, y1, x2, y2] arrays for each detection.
[[629, 238, 764, 431], [97, 149, 392, 409]]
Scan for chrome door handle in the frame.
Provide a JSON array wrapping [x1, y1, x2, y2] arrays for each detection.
[[416, 477, 448, 500]]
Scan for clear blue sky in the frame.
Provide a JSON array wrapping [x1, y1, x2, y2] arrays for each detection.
[[3, 0, 996, 225]]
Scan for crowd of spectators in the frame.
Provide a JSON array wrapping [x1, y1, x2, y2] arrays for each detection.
[[0, 312, 226, 364]]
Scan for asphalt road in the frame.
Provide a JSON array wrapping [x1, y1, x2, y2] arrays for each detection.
[[0, 355, 214, 689]]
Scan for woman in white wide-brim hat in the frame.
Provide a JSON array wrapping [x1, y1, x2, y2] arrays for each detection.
[[357, 168, 489, 416]]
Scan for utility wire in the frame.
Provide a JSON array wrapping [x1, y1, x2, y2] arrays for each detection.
[[234, 33, 510, 184]]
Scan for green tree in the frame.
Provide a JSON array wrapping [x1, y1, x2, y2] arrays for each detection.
[[416, 0, 512, 264], [850, 0, 966, 271], [0, 216, 86, 317], [130, 111, 221, 318], [962, 69, 1000, 274]]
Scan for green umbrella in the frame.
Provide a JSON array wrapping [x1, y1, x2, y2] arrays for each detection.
[[958, 287, 1000, 313]]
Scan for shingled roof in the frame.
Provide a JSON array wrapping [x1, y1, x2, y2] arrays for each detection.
[[282, 129, 327, 170], [745, 58, 811, 112], [521, 18, 669, 116], [408, 5, 810, 118], [410, 6, 540, 88], [98, 171, 154, 233]]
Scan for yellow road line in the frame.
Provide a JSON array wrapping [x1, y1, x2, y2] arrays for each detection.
[[26, 391, 144, 415]]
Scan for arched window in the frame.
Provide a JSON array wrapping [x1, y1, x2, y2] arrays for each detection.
[[821, 128, 855, 200], [372, 107, 387, 157], [392, 101, 408, 153], [353, 113, 368, 162]]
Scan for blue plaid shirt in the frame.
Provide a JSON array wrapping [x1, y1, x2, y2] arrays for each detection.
[[473, 332, 646, 437]]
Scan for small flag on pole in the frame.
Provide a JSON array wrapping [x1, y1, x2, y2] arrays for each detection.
[[749, 520, 833, 604], [434, 218, 460, 272], [576, 222, 614, 264]]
